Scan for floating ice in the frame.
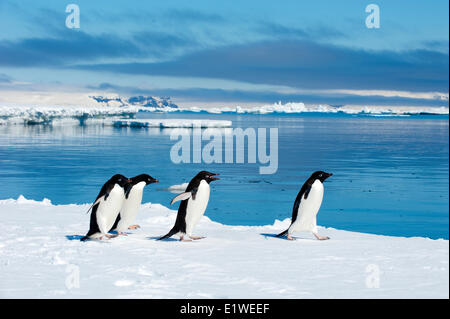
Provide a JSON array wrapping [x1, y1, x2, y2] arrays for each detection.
[[1, 101, 447, 126], [166, 183, 189, 193], [0, 105, 137, 125], [112, 119, 232, 128], [178, 103, 449, 115]]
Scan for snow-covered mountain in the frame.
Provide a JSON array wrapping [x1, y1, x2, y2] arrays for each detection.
[[89, 95, 178, 108]]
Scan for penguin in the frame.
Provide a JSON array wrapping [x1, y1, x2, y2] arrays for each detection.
[[276, 171, 333, 241], [81, 174, 130, 241], [110, 174, 159, 235], [158, 171, 219, 241]]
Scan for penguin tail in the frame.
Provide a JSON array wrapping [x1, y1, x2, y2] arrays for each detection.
[[276, 229, 289, 237], [80, 235, 90, 242], [158, 228, 178, 241]]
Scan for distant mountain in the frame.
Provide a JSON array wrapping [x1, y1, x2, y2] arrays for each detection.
[[89, 95, 178, 108]]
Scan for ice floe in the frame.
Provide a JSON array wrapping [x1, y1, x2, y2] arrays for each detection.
[[0, 195, 448, 298]]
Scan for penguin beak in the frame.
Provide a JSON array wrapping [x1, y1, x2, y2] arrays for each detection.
[[325, 173, 333, 179], [209, 173, 220, 181], [153, 179, 159, 183]]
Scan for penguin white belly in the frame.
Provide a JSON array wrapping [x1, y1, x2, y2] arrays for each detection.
[[289, 180, 324, 234], [116, 182, 145, 232], [96, 184, 125, 234], [185, 180, 210, 236]]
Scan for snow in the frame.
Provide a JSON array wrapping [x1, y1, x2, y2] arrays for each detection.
[[0, 105, 232, 127], [178, 102, 449, 115], [90, 95, 178, 109], [0, 90, 178, 109], [0, 94, 178, 125], [112, 119, 232, 128], [0, 196, 448, 299], [0, 105, 138, 125], [1, 100, 448, 126]]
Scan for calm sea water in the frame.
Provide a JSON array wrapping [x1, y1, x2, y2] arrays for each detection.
[[0, 112, 448, 239]]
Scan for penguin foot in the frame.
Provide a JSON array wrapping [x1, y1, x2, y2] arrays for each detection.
[[105, 233, 118, 239], [117, 231, 128, 236], [128, 225, 140, 230], [189, 236, 205, 240], [179, 236, 192, 242], [287, 235, 296, 241], [313, 233, 330, 240]]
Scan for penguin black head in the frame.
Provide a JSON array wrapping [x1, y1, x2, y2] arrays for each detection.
[[195, 170, 220, 183], [130, 174, 159, 185], [310, 171, 333, 183], [109, 174, 130, 188]]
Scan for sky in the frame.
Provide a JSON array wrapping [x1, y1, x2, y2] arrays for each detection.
[[0, 0, 448, 107]]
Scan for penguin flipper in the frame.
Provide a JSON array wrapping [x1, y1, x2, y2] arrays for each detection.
[[275, 181, 312, 238], [82, 206, 101, 241], [109, 213, 121, 232], [170, 192, 192, 205], [89, 182, 115, 212], [85, 198, 102, 214], [291, 183, 311, 223]]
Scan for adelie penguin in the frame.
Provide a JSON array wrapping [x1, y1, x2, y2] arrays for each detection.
[[276, 171, 333, 241], [159, 171, 220, 241], [81, 174, 130, 241], [110, 174, 159, 235]]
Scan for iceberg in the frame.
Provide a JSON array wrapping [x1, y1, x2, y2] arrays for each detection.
[[178, 102, 450, 115], [0, 105, 137, 125], [112, 119, 232, 128], [1, 99, 447, 126], [166, 183, 189, 193], [0, 94, 179, 125]]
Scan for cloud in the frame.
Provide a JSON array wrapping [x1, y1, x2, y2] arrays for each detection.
[[163, 8, 226, 23], [0, 28, 199, 66], [1, 2, 447, 95], [0, 31, 143, 67], [75, 40, 449, 92], [0, 73, 12, 83], [421, 40, 449, 53], [131, 31, 197, 58], [258, 22, 346, 40]]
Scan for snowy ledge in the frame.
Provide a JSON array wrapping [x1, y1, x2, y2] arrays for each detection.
[[0, 196, 448, 298], [0, 105, 138, 125]]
